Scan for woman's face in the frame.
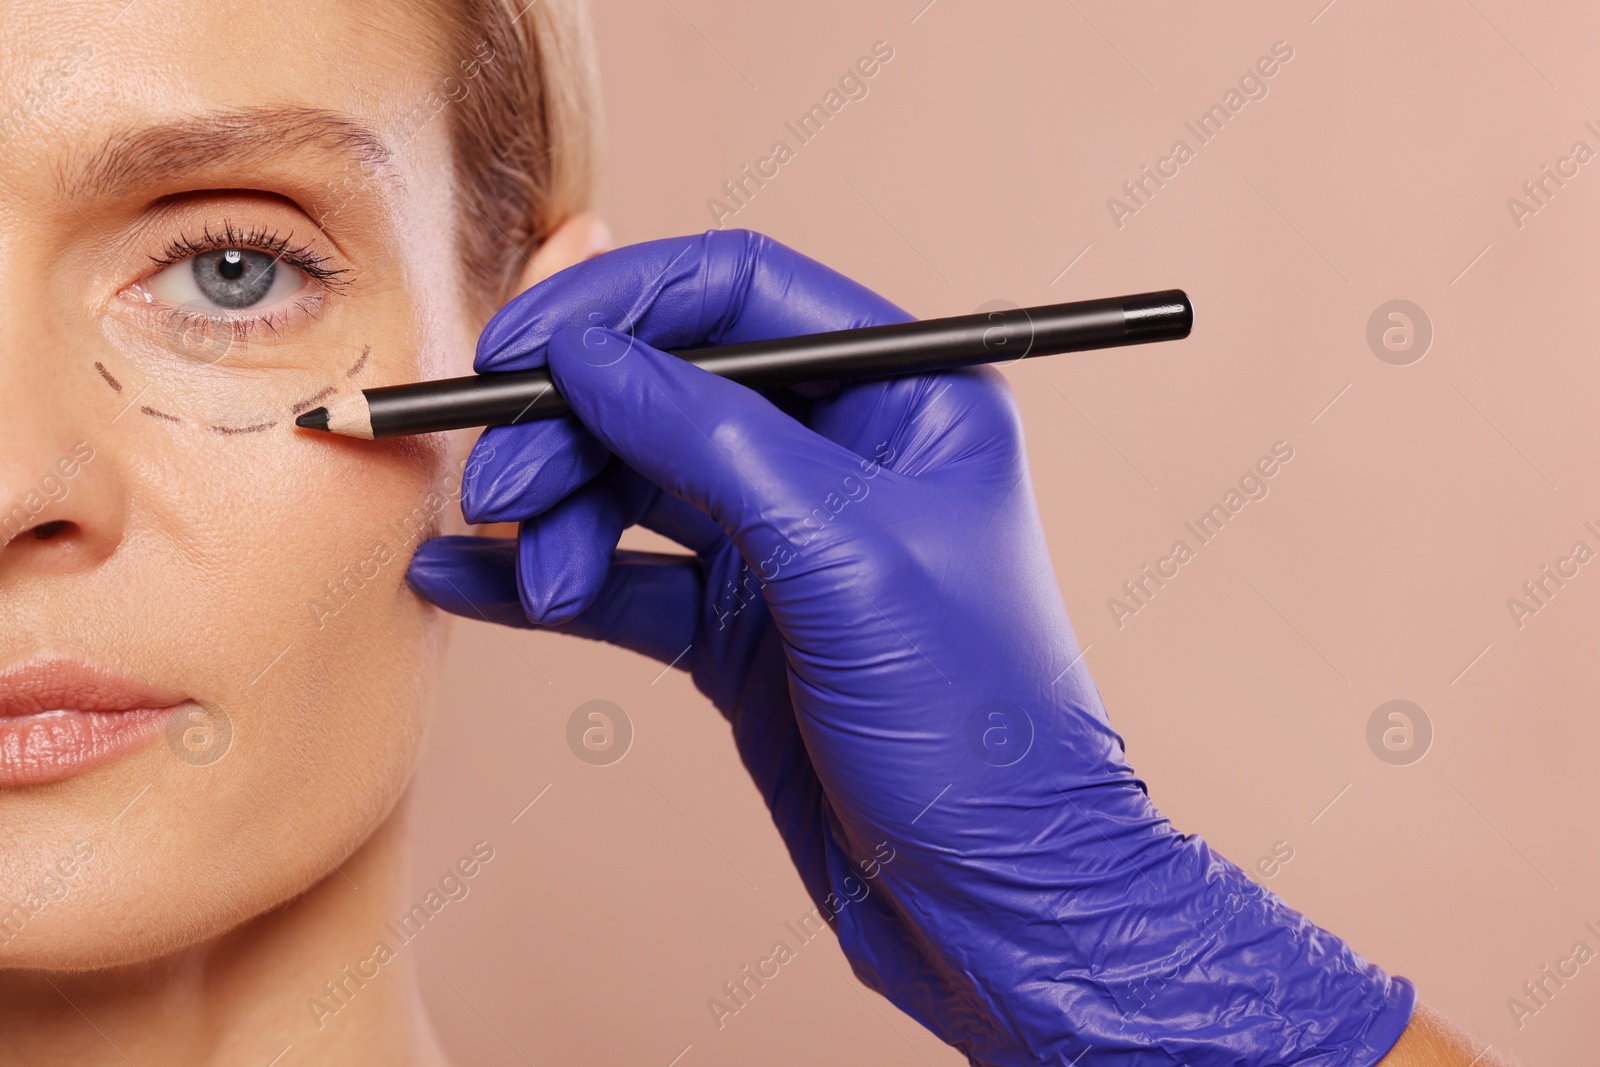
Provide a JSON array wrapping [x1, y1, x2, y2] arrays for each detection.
[[0, 0, 486, 967]]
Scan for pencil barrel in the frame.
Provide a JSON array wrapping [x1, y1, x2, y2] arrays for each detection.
[[362, 290, 1191, 438]]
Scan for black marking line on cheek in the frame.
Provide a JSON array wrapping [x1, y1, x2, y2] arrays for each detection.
[[290, 386, 336, 415], [95, 362, 123, 392], [345, 345, 370, 378], [210, 421, 278, 435], [140, 405, 181, 423]]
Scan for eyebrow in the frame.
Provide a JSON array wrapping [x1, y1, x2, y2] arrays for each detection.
[[61, 105, 396, 201]]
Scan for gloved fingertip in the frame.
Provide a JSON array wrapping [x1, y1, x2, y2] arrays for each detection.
[[406, 536, 529, 627], [515, 514, 613, 625], [515, 574, 597, 626], [458, 436, 504, 521], [473, 295, 548, 373], [460, 421, 609, 524]]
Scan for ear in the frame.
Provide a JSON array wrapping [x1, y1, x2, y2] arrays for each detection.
[[466, 213, 612, 541], [512, 212, 612, 297]]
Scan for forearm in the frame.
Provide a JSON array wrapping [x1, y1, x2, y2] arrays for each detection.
[[1378, 1006, 1514, 1067]]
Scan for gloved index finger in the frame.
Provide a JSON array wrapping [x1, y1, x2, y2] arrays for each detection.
[[475, 229, 912, 373]]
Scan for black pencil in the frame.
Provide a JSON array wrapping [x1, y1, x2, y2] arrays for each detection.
[[294, 290, 1193, 439]]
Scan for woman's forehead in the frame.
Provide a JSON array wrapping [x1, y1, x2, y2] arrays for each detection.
[[0, 0, 441, 196]]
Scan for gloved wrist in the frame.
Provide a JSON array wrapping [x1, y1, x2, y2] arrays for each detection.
[[828, 778, 1416, 1067]]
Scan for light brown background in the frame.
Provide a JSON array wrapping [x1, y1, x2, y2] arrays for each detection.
[[410, 2, 1600, 1063]]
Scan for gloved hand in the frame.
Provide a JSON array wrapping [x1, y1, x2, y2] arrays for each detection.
[[407, 230, 1415, 1065]]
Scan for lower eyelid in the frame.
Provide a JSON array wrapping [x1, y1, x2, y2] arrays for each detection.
[[95, 304, 350, 417], [121, 296, 328, 364]]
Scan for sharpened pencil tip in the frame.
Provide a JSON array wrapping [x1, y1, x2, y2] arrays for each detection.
[[296, 407, 330, 431]]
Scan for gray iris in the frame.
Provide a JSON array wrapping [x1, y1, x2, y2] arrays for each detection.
[[192, 249, 277, 309]]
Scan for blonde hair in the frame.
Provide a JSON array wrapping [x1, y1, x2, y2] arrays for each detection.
[[432, 0, 602, 307]]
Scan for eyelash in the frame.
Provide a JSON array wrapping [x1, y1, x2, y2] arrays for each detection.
[[144, 221, 352, 340]]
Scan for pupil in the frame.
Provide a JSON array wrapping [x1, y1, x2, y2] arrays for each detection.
[[191, 248, 278, 310]]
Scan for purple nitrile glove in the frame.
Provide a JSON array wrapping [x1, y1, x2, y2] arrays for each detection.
[[407, 230, 1415, 1065]]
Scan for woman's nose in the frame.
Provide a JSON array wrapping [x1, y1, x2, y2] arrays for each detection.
[[0, 225, 135, 571], [0, 211, 149, 582], [0, 433, 124, 572]]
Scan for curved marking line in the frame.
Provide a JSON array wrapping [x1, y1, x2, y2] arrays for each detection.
[[211, 421, 278, 435], [140, 405, 181, 423], [95, 361, 124, 392], [345, 345, 370, 378], [291, 386, 336, 415]]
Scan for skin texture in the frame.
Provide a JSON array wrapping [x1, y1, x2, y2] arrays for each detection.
[[1378, 1008, 1516, 1067], [0, 1, 1496, 1064], [0, 2, 599, 1063]]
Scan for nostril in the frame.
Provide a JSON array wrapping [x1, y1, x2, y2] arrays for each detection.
[[31, 520, 71, 541]]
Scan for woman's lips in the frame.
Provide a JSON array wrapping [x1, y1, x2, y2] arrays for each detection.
[[0, 659, 191, 787]]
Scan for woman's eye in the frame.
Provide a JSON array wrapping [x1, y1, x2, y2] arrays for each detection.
[[144, 248, 306, 312]]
